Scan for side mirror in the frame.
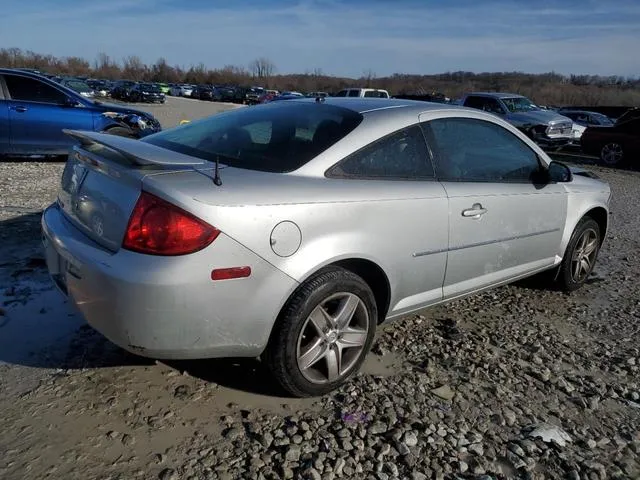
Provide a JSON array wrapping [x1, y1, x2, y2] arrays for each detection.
[[547, 160, 573, 183]]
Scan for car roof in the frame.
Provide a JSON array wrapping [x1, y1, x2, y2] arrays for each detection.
[[466, 92, 525, 99], [286, 97, 457, 115]]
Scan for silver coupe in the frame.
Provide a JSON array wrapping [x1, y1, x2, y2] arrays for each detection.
[[42, 98, 611, 396]]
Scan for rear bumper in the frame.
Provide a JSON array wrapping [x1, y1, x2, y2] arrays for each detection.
[[42, 203, 298, 359]]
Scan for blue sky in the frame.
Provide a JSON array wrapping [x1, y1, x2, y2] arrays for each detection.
[[2, 0, 639, 77]]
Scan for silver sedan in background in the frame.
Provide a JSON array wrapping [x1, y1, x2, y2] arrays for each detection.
[[42, 98, 610, 397]]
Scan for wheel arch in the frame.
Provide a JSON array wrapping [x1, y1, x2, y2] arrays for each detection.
[[279, 256, 392, 326], [560, 202, 610, 259], [583, 206, 608, 244]]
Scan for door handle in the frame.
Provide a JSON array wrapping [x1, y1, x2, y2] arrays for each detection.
[[462, 203, 487, 219], [10, 106, 28, 113]]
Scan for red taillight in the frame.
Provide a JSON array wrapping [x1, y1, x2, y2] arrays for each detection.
[[123, 191, 220, 255]]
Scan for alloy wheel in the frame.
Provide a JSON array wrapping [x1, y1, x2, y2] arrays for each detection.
[[296, 292, 369, 384], [601, 143, 623, 165], [571, 228, 598, 283]]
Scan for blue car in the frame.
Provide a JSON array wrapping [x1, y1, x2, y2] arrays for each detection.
[[0, 69, 161, 156]]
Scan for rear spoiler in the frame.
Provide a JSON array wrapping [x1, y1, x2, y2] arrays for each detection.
[[63, 129, 208, 167]]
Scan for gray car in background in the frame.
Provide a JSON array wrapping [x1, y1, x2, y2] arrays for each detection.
[[461, 92, 574, 149], [42, 98, 610, 397]]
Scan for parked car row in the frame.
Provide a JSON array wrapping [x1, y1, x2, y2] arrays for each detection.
[[2, 67, 636, 168]]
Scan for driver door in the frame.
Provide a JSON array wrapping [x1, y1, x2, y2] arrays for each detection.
[[2, 73, 94, 154], [421, 115, 568, 299]]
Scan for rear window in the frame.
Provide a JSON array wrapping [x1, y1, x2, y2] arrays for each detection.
[[142, 102, 363, 173]]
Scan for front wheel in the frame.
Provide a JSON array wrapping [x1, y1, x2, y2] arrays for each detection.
[[557, 218, 601, 291], [264, 268, 377, 397]]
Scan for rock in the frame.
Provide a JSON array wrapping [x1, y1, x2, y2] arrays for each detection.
[[285, 445, 301, 462], [334, 458, 346, 476], [458, 461, 469, 474], [397, 442, 410, 456], [508, 442, 526, 458], [507, 451, 526, 470], [431, 385, 455, 401], [121, 434, 134, 446], [223, 426, 244, 441], [410, 474, 428, 480], [260, 432, 274, 448], [159, 468, 178, 480], [503, 409, 517, 426], [468, 443, 484, 456], [567, 471, 581, 480], [403, 431, 419, 447], [384, 462, 399, 476], [302, 468, 322, 480], [526, 423, 572, 447], [369, 422, 387, 435]]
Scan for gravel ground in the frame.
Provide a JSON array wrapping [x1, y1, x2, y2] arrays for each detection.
[[0, 116, 638, 480]]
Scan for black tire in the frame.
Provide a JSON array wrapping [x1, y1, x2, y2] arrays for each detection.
[[103, 127, 137, 139], [557, 217, 601, 292], [264, 267, 377, 397]]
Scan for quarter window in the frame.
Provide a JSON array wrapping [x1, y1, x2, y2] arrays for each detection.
[[328, 125, 434, 179], [425, 117, 540, 182], [347, 90, 360, 97], [4, 75, 67, 104]]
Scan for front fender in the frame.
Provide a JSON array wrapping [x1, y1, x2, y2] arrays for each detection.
[[558, 195, 610, 261]]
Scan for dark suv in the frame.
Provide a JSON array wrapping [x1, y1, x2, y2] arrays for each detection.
[[0, 69, 161, 156]]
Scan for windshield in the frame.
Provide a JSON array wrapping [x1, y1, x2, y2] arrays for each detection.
[[65, 80, 92, 93], [142, 102, 363, 173], [593, 113, 613, 125], [141, 84, 161, 92], [501, 96, 537, 113]]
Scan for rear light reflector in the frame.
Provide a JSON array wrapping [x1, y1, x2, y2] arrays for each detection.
[[211, 267, 251, 281], [123, 191, 220, 255]]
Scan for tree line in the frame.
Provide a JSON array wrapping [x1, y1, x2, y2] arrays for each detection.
[[1, 47, 639, 107]]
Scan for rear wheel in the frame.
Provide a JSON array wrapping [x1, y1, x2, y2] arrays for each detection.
[[264, 268, 377, 397], [600, 143, 624, 166], [557, 218, 601, 291]]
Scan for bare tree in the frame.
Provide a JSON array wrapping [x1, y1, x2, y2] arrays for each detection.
[[249, 57, 276, 82], [362, 69, 376, 87], [122, 55, 146, 81]]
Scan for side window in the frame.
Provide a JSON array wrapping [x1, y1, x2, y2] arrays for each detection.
[[363, 90, 387, 98], [335, 90, 347, 97], [484, 98, 505, 114], [463, 96, 484, 109], [4, 75, 67, 104], [424, 117, 540, 183], [328, 125, 434, 179], [347, 90, 360, 97]]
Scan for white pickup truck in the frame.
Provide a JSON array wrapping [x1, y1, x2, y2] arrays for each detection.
[[334, 88, 390, 98]]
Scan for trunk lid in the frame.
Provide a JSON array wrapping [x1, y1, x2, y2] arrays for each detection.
[[57, 130, 208, 252]]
